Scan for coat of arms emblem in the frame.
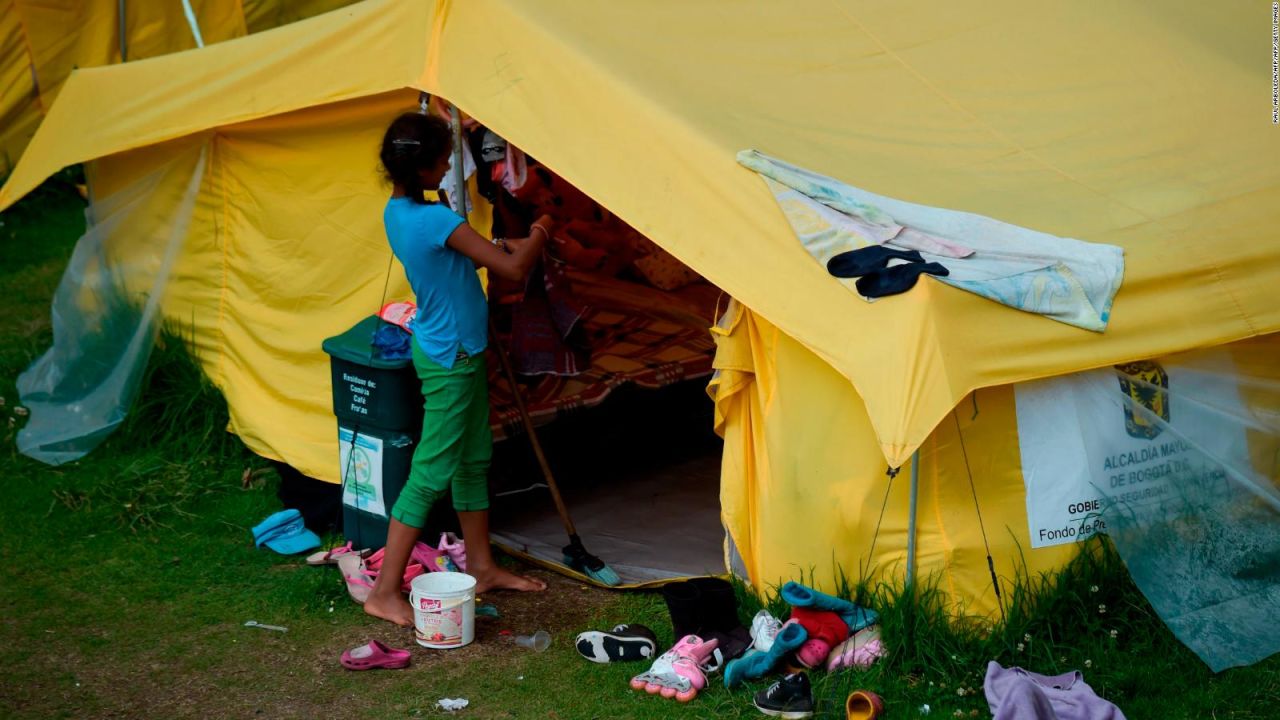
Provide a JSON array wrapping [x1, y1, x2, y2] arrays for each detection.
[[1114, 361, 1170, 440]]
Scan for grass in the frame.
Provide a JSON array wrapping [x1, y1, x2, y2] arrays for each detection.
[[1, 177, 1278, 719]]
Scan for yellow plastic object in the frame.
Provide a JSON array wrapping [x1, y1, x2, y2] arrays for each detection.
[[1, 0, 1279, 607]]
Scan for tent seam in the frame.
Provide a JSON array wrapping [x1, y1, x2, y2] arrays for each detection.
[[11, 1, 45, 115], [927, 431, 959, 603], [214, 135, 230, 391]]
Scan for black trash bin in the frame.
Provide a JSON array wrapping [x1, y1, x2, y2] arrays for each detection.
[[322, 316, 421, 550]]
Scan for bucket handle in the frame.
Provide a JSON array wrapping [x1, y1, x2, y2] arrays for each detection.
[[419, 593, 474, 614]]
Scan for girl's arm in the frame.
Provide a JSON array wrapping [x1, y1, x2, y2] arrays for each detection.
[[445, 215, 552, 282]]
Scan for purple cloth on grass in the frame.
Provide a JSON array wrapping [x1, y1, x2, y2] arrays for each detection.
[[984, 662, 1126, 720]]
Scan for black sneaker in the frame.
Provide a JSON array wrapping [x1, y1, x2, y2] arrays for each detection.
[[753, 672, 815, 718], [574, 624, 657, 663]]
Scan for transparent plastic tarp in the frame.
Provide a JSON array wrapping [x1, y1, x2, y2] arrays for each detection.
[[1016, 336, 1280, 671], [16, 144, 207, 464]]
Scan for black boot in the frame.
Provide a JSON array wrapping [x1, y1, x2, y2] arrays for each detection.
[[686, 577, 752, 661], [661, 581, 703, 642]]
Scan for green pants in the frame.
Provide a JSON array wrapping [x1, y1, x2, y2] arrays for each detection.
[[390, 343, 493, 528]]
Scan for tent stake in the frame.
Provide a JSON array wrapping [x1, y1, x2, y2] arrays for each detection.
[[906, 449, 920, 591]]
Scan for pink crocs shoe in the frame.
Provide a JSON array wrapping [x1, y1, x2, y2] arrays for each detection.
[[412, 542, 458, 573], [437, 532, 467, 572]]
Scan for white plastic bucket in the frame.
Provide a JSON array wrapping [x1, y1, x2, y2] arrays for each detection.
[[410, 571, 476, 649]]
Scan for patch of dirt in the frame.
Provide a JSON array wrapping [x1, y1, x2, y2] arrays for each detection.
[[2, 559, 619, 720]]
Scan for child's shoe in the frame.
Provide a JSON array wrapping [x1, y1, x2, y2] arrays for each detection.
[[666, 635, 721, 701], [437, 532, 467, 572], [790, 607, 850, 669], [753, 672, 815, 718], [575, 624, 658, 663], [631, 634, 721, 702], [412, 542, 458, 573], [750, 610, 784, 652]]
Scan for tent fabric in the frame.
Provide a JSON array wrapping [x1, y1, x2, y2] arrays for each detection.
[[0, 0, 246, 174], [241, 0, 358, 33], [0, 0, 359, 175], [3, 0, 1279, 470], [709, 301, 1280, 622], [710, 300, 1074, 618]]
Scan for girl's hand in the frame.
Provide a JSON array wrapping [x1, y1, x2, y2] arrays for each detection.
[[531, 215, 555, 239]]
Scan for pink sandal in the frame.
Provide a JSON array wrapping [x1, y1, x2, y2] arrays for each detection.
[[337, 554, 373, 604], [826, 627, 886, 671], [340, 640, 411, 670], [361, 548, 428, 593], [306, 542, 365, 566]]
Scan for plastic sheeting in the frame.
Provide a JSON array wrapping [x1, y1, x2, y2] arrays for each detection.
[[1016, 337, 1280, 671], [16, 143, 207, 464]]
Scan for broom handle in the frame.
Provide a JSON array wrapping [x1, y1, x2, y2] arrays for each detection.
[[488, 319, 578, 538]]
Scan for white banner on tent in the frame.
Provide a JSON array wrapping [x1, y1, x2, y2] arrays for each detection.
[[1014, 352, 1248, 549], [340, 427, 386, 518]]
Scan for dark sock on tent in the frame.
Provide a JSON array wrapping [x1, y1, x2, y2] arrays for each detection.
[[855, 261, 949, 298], [827, 246, 924, 278]]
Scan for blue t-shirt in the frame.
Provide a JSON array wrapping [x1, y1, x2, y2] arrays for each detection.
[[383, 198, 487, 368]]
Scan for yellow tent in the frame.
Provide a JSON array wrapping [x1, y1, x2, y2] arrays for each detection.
[[2, 0, 1278, 616], [0, 0, 357, 175]]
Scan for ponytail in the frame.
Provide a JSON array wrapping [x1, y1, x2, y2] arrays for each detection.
[[379, 112, 453, 204]]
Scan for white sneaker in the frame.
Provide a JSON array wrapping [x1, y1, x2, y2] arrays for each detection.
[[750, 610, 784, 653]]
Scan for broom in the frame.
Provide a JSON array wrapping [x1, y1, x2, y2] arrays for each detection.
[[441, 96, 617, 586], [489, 319, 621, 586]]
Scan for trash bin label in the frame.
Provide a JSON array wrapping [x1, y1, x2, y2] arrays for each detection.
[[339, 427, 386, 517]]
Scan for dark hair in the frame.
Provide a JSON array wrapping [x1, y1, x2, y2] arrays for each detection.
[[379, 111, 454, 204]]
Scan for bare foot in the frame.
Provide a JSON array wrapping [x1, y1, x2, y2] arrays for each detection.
[[472, 566, 548, 593], [363, 593, 415, 627]]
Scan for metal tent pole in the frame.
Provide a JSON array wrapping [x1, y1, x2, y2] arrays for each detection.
[[447, 103, 469, 216], [181, 0, 205, 48], [905, 448, 920, 590], [118, 0, 127, 61]]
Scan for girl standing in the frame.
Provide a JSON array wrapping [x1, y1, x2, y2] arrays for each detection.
[[364, 111, 549, 627]]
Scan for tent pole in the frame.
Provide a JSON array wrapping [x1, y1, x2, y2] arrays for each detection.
[[181, 0, 205, 48], [118, 0, 127, 61], [447, 104, 469, 216], [905, 448, 920, 591]]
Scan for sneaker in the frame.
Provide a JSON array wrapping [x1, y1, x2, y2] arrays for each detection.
[[750, 610, 784, 653], [753, 672, 814, 719], [575, 624, 658, 663]]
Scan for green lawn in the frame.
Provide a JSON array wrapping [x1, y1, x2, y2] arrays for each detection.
[[1, 178, 1277, 719]]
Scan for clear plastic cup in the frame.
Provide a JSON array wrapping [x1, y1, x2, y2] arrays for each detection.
[[514, 630, 551, 652]]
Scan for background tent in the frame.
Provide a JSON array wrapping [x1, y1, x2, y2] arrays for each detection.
[[1, 0, 1278, 629], [0, 0, 358, 176]]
